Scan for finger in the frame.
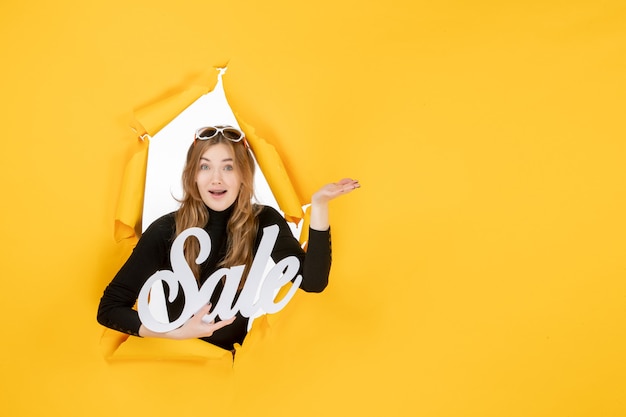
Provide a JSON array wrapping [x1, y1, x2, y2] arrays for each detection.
[[339, 180, 360, 193], [336, 178, 355, 186], [338, 178, 360, 188], [193, 303, 213, 321], [210, 316, 236, 332]]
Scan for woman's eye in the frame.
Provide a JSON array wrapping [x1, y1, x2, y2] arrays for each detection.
[[224, 165, 234, 171], [200, 164, 209, 170]]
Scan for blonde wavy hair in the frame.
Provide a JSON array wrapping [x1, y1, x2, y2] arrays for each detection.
[[175, 131, 260, 287]]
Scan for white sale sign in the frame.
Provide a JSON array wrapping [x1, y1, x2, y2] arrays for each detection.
[[137, 225, 302, 333]]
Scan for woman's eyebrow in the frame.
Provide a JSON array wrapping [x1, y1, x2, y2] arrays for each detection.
[[200, 157, 233, 162]]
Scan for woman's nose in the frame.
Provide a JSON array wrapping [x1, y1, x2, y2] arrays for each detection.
[[210, 170, 222, 184]]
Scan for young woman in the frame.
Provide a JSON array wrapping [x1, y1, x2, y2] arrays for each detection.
[[97, 125, 359, 351]]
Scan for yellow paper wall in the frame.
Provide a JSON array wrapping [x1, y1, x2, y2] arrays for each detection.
[[1, 1, 625, 416]]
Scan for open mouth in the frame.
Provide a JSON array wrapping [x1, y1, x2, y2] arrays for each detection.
[[209, 190, 227, 196]]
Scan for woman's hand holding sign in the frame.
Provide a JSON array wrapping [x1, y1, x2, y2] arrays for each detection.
[[140, 303, 236, 340]]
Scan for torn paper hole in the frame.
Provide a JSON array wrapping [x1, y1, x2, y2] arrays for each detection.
[[142, 68, 301, 329]]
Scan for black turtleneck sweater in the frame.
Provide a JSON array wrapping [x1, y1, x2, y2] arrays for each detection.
[[97, 205, 331, 351]]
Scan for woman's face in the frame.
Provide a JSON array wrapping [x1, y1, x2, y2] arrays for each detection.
[[195, 143, 242, 211]]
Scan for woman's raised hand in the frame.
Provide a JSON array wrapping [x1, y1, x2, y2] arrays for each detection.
[[309, 178, 360, 231], [311, 178, 360, 205]]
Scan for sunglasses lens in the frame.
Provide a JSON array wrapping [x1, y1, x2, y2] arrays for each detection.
[[222, 128, 244, 141], [197, 127, 218, 139]]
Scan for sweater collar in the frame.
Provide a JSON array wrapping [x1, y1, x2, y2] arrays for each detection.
[[206, 202, 235, 226]]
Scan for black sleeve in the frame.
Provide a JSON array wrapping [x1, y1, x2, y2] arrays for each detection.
[[257, 206, 331, 293], [96, 214, 175, 336], [301, 227, 332, 292]]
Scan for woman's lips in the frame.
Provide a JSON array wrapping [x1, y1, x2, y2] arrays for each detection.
[[209, 190, 227, 198]]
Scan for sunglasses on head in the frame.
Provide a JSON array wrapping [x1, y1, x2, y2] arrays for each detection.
[[194, 126, 245, 143]]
